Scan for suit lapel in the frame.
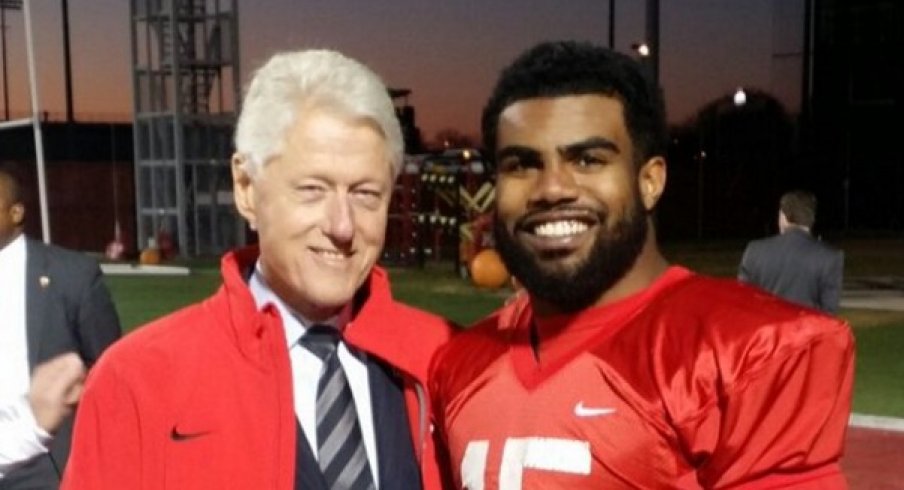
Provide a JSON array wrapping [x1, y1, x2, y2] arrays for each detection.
[[367, 357, 421, 490], [25, 240, 48, 370], [294, 419, 329, 490]]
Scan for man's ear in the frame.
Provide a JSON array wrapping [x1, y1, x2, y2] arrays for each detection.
[[231, 153, 257, 230], [638, 156, 666, 211], [8, 202, 25, 228], [10, 202, 25, 227]]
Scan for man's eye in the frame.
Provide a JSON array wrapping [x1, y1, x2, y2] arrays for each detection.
[[294, 185, 325, 199], [497, 158, 521, 173], [498, 156, 538, 173], [576, 153, 605, 167], [353, 189, 383, 208], [355, 189, 381, 198]]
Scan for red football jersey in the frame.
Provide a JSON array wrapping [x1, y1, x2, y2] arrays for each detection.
[[431, 267, 854, 489]]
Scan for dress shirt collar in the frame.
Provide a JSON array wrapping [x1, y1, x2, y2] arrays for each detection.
[[247, 261, 351, 349], [0, 233, 25, 266]]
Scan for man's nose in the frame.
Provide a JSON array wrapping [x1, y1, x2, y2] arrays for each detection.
[[323, 193, 355, 243], [529, 163, 579, 206]]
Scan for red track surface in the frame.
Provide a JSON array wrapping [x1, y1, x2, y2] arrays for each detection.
[[842, 426, 904, 489]]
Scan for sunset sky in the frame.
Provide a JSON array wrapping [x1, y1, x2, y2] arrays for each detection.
[[1, 0, 805, 142]]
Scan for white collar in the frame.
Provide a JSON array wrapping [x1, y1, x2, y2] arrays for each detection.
[[0, 234, 26, 267], [247, 261, 351, 349]]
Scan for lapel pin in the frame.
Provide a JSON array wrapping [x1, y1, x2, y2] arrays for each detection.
[[39, 276, 51, 288]]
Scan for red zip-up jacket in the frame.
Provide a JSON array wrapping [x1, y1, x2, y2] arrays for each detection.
[[62, 247, 454, 489]]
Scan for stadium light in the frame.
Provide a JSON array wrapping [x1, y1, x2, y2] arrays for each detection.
[[733, 88, 747, 107], [631, 42, 650, 57]]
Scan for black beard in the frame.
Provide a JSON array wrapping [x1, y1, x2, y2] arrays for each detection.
[[493, 194, 648, 313]]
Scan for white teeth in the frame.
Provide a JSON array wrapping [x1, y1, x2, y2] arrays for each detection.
[[533, 220, 588, 237], [317, 250, 347, 259]]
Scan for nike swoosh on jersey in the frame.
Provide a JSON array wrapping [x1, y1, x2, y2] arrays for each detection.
[[574, 401, 617, 417], [170, 426, 212, 441]]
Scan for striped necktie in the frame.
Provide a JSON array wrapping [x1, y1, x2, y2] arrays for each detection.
[[301, 325, 376, 490]]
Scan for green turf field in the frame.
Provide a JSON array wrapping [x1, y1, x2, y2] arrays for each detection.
[[103, 237, 904, 418], [105, 263, 506, 330], [842, 310, 904, 417]]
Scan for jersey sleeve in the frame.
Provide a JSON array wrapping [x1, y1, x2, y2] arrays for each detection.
[[677, 320, 854, 489]]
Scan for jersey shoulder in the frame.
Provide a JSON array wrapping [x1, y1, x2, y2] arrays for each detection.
[[632, 272, 851, 390], [430, 296, 526, 400]]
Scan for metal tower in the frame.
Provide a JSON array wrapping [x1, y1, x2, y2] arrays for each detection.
[[130, 0, 242, 256]]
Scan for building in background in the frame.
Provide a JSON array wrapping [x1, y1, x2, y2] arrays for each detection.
[[0, 122, 135, 253]]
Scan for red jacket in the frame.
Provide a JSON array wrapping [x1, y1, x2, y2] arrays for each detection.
[[62, 247, 453, 490]]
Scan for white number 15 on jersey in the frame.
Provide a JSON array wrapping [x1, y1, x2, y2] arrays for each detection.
[[460, 437, 590, 489]]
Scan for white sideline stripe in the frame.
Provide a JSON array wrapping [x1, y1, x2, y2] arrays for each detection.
[[100, 263, 191, 276], [849, 413, 904, 432]]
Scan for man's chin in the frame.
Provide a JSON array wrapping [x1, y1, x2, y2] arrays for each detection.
[[532, 252, 587, 275]]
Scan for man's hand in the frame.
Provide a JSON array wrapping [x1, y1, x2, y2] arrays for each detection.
[[26, 353, 86, 434]]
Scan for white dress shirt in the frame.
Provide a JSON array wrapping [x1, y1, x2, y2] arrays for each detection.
[[248, 264, 379, 487], [0, 235, 51, 478], [0, 395, 51, 478]]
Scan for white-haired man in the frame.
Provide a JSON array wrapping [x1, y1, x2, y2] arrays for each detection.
[[63, 49, 453, 490]]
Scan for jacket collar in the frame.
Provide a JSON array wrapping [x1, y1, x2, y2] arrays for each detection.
[[210, 246, 270, 368], [344, 266, 430, 383], [783, 227, 812, 239], [214, 246, 428, 382]]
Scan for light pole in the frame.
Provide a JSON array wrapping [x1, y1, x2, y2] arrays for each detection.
[[608, 0, 615, 49], [645, 0, 659, 83], [696, 149, 706, 239], [61, 0, 73, 122]]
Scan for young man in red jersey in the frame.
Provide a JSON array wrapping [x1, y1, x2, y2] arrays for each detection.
[[430, 41, 853, 489]]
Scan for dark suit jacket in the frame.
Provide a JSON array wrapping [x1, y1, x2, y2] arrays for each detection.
[[0, 239, 121, 490], [738, 228, 844, 314]]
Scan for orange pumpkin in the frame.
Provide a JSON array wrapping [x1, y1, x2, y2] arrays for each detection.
[[139, 247, 161, 265], [139, 237, 163, 265], [469, 248, 510, 289]]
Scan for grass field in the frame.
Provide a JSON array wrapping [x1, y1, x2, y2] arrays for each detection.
[[104, 237, 904, 417], [106, 263, 505, 330]]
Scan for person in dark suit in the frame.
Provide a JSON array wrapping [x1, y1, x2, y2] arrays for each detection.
[[0, 167, 122, 489], [739, 190, 844, 313]]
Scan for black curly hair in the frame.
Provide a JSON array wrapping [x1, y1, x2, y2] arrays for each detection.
[[481, 41, 668, 169]]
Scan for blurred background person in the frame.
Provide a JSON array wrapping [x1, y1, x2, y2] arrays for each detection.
[[739, 189, 844, 314], [0, 166, 121, 489]]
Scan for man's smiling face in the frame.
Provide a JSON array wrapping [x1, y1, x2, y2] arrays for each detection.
[[233, 107, 392, 321], [492, 94, 649, 313]]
